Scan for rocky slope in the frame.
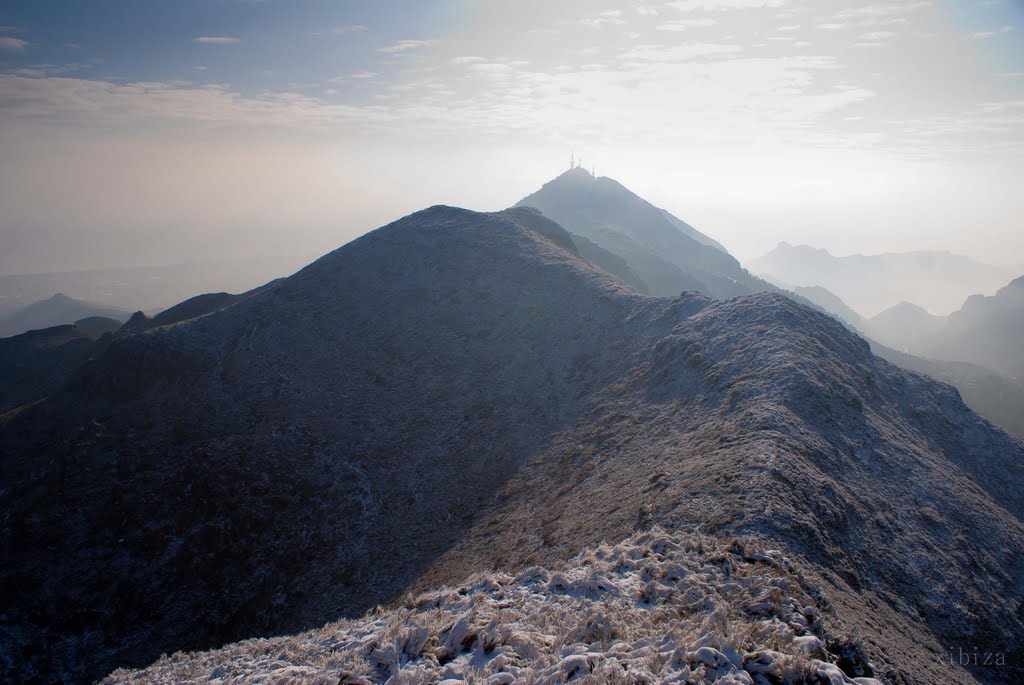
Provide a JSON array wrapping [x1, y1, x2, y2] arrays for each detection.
[[776, 282, 1024, 437], [1, 206, 1022, 684], [872, 343, 1024, 438]]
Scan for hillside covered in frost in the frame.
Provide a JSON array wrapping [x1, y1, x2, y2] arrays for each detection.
[[1, 205, 1022, 684], [106, 531, 881, 685]]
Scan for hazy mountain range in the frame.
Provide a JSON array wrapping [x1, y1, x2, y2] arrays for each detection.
[[2, 182, 1022, 685], [751, 242, 1015, 317], [0, 257, 312, 324], [933, 276, 1024, 380], [0, 293, 130, 338]]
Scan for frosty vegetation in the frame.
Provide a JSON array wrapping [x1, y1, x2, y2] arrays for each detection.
[[105, 530, 880, 685]]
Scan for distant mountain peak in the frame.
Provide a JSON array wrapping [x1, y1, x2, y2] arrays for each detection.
[[559, 165, 594, 179], [516, 169, 746, 297], [883, 301, 931, 315], [0, 292, 130, 338], [750, 242, 1013, 316]]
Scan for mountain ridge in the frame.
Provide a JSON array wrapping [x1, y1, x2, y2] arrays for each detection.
[[2, 203, 1022, 684], [750, 242, 1013, 317]]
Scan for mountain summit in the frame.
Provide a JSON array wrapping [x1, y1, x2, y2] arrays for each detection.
[[523, 167, 727, 253], [1, 205, 1022, 685], [516, 169, 775, 298]]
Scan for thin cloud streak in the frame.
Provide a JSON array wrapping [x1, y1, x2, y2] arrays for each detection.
[[377, 39, 436, 53], [0, 37, 28, 52], [193, 36, 241, 45]]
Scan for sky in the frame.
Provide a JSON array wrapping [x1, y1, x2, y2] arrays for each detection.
[[0, 0, 1022, 276]]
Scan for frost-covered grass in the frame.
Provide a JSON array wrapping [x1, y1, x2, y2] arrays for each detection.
[[104, 530, 880, 685]]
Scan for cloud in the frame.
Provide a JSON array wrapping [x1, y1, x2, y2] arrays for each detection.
[[972, 25, 1013, 39], [351, 71, 377, 79], [12, 63, 85, 77], [377, 39, 436, 53], [860, 31, 897, 41], [619, 42, 743, 63], [667, 0, 785, 11], [581, 10, 626, 27], [656, 18, 719, 30], [193, 36, 241, 45], [827, 3, 928, 29], [836, 2, 930, 20], [0, 75, 387, 130], [332, 25, 368, 35], [0, 37, 28, 52]]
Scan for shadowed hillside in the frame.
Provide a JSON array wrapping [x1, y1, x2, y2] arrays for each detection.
[[0, 323, 113, 412]]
